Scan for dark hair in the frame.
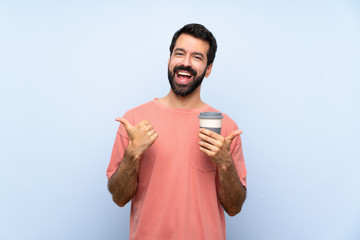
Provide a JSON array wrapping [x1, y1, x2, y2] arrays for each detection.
[[169, 23, 217, 66]]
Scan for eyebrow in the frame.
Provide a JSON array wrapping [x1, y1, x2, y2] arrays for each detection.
[[193, 52, 204, 59], [174, 48, 205, 59]]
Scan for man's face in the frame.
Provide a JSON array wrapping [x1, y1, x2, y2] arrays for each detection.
[[168, 34, 213, 97]]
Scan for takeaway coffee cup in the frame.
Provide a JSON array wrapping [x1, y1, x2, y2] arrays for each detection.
[[198, 112, 223, 134]]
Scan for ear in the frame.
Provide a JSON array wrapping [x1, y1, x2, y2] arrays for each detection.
[[205, 63, 213, 78]]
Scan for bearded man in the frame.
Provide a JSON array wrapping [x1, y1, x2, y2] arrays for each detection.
[[106, 23, 247, 240]]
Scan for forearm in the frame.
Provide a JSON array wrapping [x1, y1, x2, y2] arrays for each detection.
[[108, 149, 140, 207], [217, 160, 246, 216]]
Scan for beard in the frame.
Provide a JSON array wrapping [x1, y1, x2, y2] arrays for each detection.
[[167, 65, 207, 97]]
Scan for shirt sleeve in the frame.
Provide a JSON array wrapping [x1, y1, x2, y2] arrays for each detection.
[[230, 132, 247, 189], [106, 122, 129, 180]]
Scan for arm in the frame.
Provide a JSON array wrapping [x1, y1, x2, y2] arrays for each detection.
[[108, 146, 141, 207], [217, 156, 246, 216], [198, 128, 246, 216], [108, 118, 158, 207]]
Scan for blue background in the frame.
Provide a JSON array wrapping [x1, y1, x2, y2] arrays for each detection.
[[1, 1, 359, 239]]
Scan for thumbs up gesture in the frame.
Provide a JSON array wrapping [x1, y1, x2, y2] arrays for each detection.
[[116, 118, 158, 159], [198, 128, 242, 168]]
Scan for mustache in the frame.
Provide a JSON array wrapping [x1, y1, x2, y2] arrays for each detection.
[[173, 65, 197, 76]]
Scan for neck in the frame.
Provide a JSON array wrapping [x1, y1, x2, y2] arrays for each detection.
[[159, 88, 206, 109]]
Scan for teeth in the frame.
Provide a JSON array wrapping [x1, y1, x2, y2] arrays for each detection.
[[178, 71, 191, 76]]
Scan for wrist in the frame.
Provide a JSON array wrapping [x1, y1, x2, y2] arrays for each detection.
[[217, 157, 234, 172], [219, 162, 232, 172], [125, 144, 142, 161]]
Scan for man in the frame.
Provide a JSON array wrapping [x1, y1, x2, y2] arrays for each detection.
[[107, 23, 247, 240]]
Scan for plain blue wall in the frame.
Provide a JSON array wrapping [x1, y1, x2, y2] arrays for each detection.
[[1, 1, 359, 239]]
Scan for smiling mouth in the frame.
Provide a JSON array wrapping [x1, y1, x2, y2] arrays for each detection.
[[176, 71, 193, 84]]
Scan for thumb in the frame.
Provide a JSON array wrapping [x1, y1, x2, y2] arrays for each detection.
[[115, 117, 134, 132], [225, 129, 243, 144]]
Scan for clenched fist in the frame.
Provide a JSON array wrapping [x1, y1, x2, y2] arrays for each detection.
[[116, 118, 158, 159]]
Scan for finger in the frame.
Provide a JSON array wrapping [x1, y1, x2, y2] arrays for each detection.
[[199, 132, 223, 147], [199, 140, 218, 152], [147, 129, 156, 136], [147, 132, 158, 144], [225, 129, 243, 144], [199, 128, 222, 140], [144, 124, 153, 131], [199, 146, 214, 158], [151, 132, 158, 140], [140, 120, 150, 126], [116, 117, 134, 131]]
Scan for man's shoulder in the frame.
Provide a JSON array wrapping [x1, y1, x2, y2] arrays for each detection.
[[207, 105, 237, 125], [121, 99, 159, 123], [125, 99, 156, 114]]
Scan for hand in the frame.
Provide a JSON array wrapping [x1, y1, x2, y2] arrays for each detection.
[[198, 128, 242, 169], [116, 118, 158, 159]]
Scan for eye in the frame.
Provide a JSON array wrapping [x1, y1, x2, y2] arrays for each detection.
[[194, 55, 203, 61], [175, 52, 183, 56]]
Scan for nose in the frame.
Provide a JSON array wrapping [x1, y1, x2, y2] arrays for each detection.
[[181, 55, 192, 67]]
